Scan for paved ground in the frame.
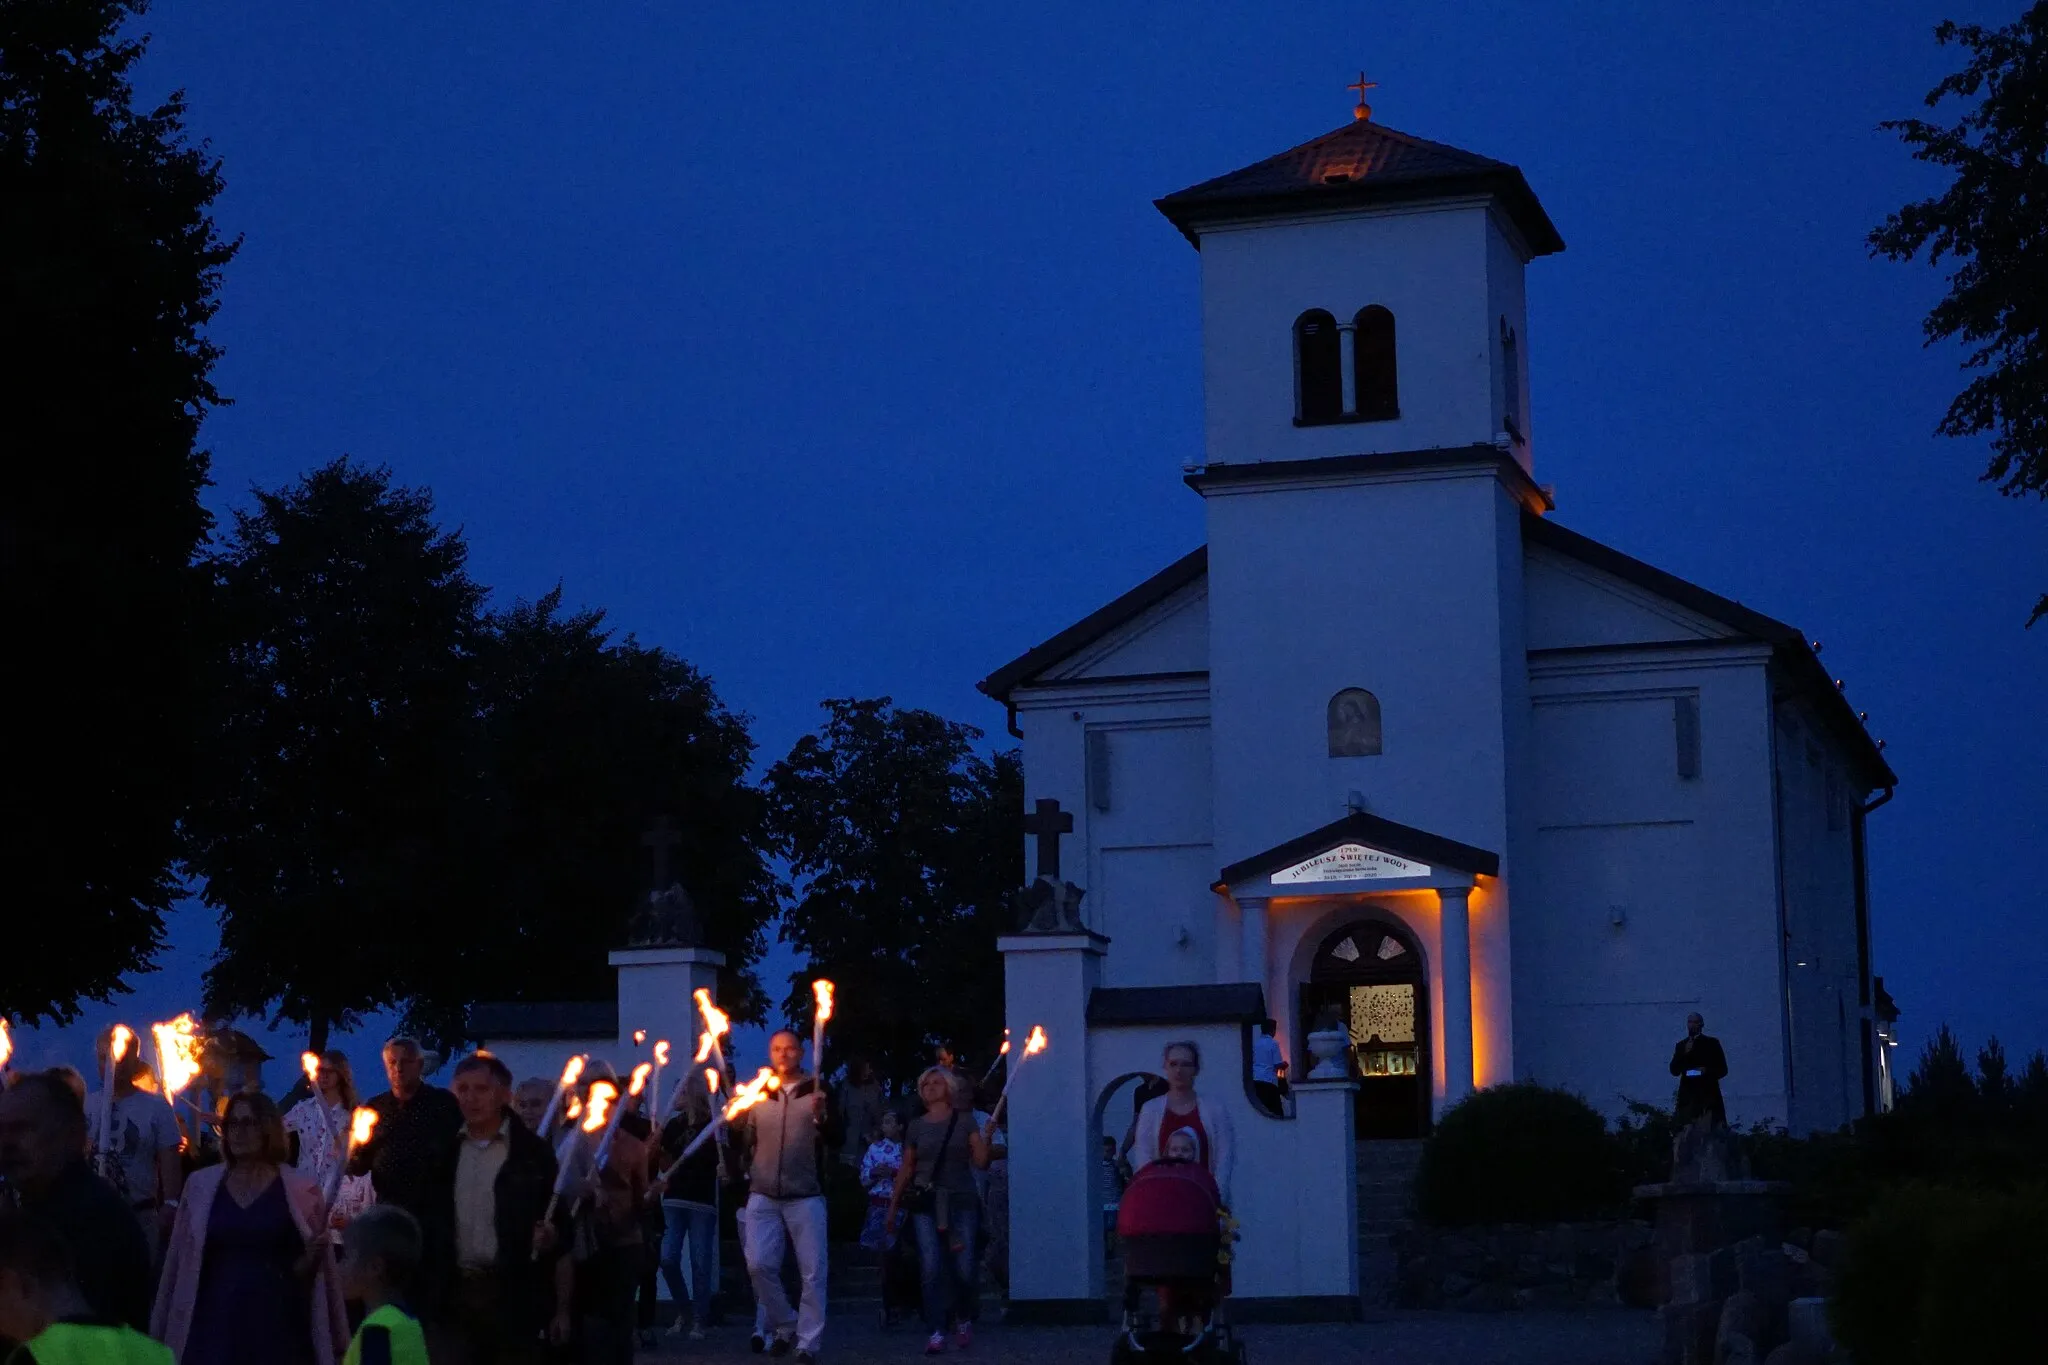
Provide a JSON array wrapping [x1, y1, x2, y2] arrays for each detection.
[[641, 1309, 1660, 1365]]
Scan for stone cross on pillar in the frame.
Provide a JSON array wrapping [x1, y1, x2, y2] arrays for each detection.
[[642, 815, 683, 890], [1022, 798, 1074, 881]]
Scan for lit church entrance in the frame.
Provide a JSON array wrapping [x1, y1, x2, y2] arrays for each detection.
[[1300, 919, 1431, 1138]]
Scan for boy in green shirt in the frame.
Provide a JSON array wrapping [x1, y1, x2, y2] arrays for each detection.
[[338, 1207, 430, 1365], [0, 1212, 170, 1365]]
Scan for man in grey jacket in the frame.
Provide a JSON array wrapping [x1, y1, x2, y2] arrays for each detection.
[[729, 1030, 836, 1362]]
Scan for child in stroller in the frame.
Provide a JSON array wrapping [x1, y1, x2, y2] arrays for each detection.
[[1111, 1131, 1244, 1364]]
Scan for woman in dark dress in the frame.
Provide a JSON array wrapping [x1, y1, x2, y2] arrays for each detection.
[[152, 1093, 348, 1365]]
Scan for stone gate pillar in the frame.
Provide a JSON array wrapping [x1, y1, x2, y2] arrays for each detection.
[[608, 945, 725, 1067], [997, 927, 1108, 1317]]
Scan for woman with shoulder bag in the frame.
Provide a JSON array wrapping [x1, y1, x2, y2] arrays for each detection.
[[885, 1068, 990, 1355]]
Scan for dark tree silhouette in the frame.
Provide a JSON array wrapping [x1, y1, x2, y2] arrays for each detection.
[[1, 0, 237, 1022], [183, 460, 485, 1053], [1871, 4, 2048, 625], [763, 699, 1022, 1088], [399, 588, 776, 1043]]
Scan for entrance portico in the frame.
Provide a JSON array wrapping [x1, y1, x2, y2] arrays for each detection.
[[1214, 811, 1500, 1120]]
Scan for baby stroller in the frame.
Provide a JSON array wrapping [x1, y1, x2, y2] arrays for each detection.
[[1111, 1159, 1245, 1364]]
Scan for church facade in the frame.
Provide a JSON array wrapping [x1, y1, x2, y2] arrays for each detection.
[[981, 111, 1895, 1169]]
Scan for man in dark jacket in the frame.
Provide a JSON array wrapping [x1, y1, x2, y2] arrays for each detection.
[[1670, 1013, 1730, 1127], [728, 1031, 838, 1363], [0, 1073, 152, 1332], [349, 1037, 466, 1219], [439, 1051, 560, 1365]]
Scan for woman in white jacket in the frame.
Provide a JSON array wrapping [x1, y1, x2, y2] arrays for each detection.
[[1128, 1040, 1234, 1205]]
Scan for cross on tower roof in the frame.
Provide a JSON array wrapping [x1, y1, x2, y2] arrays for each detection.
[[641, 815, 683, 890], [1348, 69, 1377, 122], [1022, 797, 1074, 882]]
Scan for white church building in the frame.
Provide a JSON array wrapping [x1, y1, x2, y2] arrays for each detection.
[[983, 111, 1895, 1317]]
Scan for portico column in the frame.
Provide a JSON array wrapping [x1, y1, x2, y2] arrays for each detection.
[[1239, 896, 1270, 998], [1437, 885, 1475, 1104]]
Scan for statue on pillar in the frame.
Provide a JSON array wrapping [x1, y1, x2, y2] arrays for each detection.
[[625, 815, 704, 948], [1010, 798, 1089, 933]]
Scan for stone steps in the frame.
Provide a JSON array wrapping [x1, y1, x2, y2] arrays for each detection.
[[1354, 1140, 1425, 1308]]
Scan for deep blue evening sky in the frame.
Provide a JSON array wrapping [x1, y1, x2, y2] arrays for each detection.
[[21, 2, 2044, 1091]]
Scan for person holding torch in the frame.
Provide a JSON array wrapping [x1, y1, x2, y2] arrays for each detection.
[[285, 1050, 373, 1228], [727, 1030, 838, 1363], [541, 1065, 651, 1361], [86, 1024, 184, 1260]]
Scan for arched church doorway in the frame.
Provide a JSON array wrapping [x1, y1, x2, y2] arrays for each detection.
[[1300, 918, 1431, 1138]]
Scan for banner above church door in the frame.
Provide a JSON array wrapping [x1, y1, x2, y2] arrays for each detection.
[[1271, 843, 1430, 884]]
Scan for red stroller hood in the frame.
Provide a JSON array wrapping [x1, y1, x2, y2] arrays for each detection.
[[1117, 1159, 1221, 1239]]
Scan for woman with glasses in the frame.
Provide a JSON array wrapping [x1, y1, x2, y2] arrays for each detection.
[[151, 1092, 349, 1364]]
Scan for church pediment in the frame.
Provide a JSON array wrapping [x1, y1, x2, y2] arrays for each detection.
[[1216, 810, 1498, 896], [1048, 581, 1207, 681], [978, 547, 1207, 700], [1524, 544, 1739, 649]]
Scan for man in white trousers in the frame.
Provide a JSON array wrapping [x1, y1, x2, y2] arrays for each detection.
[[728, 1030, 835, 1362]]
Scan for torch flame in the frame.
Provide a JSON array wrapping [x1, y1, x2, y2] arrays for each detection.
[[300, 1051, 322, 1085], [627, 1062, 653, 1098], [721, 1067, 781, 1122], [1023, 1025, 1048, 1057], [653, 1040, 670, 1066], [349, 1108, 379, 1148], [812, 979, 835, 1025], [0, 1018, 13, 1070], [110, 1024, 134, 1063], [704, 1068, 719, 1095], [151, 1015, 203, 1097], [692, 988, 731, 1064], [581, 1081, 618, 1134], [565, 1096, 583, 1122], [558, 1054, 586, 1089], [633, 1029, 647, 1046]]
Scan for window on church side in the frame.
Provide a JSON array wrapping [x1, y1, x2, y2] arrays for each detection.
[[1500, 318, 1522, 440], [1328, 688, 1382, 758], [1294, 309, 1343, 424], [1353, 305, 1398, 421], [1674, 695, 1701, 780]]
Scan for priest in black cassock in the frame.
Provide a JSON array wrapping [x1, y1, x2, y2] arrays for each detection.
[[1669, 1012, 1729, 1127]]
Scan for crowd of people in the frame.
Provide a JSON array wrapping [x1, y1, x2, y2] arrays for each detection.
[[0, 1025, 1063, 1365]]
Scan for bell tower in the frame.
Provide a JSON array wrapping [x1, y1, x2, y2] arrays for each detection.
[[1156, 114, 1562, 475]]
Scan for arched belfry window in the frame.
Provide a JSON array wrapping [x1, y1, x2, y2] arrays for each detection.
[[1328, 688, 1383, 757], [1353, 306, 1398, 421], [1294, 310, 1342, 425]]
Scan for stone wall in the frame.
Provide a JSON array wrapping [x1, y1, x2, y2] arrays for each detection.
[[1393, 1220, 1653, 1311]]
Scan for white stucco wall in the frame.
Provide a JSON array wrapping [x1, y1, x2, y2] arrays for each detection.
[[1517, 641, 1789, 1126], [1773, 701, 1870, 1133], [1014, 662, 1215, 986]]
